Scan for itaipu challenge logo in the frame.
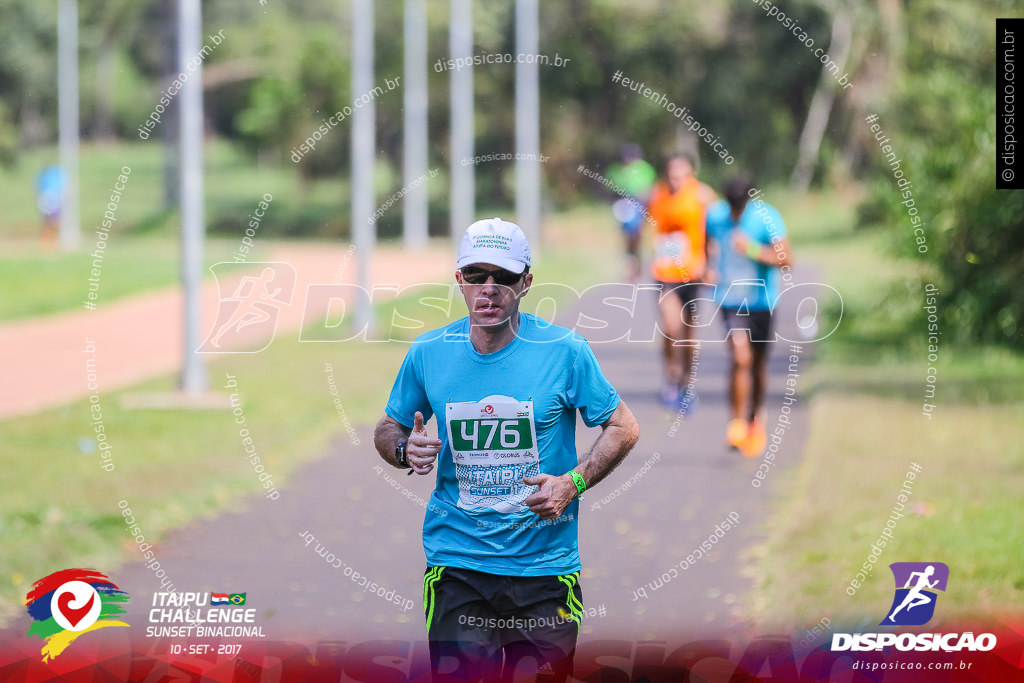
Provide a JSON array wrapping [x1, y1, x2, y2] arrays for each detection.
[[881, 561, 949, 626], [25, 569, 130, 662]]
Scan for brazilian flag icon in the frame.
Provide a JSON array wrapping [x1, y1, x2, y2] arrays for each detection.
[[228, 593, 246, 606]]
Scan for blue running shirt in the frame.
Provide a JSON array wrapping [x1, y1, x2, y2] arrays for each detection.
[[385, 312, 620, 576], [705, 198, 788, 311]]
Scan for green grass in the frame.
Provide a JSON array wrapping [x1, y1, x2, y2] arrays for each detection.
[[746, 396, 1024, 629], [0, 205, 619, 627], [0, 329, 390, 625], [0, 140, 357, 321], [0, 140, 351, 241], [0, 237, 269, 322], [740, 188, 1024, 630], [1, 140, 581, 321]]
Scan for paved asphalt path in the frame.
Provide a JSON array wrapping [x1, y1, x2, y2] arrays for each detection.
[[6, 265, 819, 677]]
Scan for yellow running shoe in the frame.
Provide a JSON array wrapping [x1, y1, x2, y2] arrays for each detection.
[[740, 419, 767, 458], [726, 419, 748, 449]]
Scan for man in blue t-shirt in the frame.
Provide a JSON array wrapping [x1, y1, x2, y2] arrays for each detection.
[[374, 217, 639, 682], [705, 177, 792, 458]]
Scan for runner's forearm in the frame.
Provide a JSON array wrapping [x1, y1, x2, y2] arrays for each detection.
[[572, 401, 639, 491], [373, 415, 412, 468], [750, 239, 791, 267]]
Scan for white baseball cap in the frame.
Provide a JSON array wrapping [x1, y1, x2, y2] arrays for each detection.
[[456, 217, 532, 274]]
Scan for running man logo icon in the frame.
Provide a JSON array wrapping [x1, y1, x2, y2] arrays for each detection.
[[199, 262, 296, 353], [882, 562, 949, 626]]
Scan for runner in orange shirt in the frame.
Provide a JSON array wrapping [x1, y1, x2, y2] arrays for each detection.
[[646, 154, 715, 410]]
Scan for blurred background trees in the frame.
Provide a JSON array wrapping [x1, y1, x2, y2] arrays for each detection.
[[857, 0, 1023, 348], [0, 0, 1018, 347]]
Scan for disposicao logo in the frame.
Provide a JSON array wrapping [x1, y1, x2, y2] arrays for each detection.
[[882, 561, 948, 626], [832, 562, 997, 653], [25, 569, 130, 662]]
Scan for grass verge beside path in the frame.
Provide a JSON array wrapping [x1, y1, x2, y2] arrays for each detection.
[[0, 141, 349, 241], [0, 206, 619, 627], [0, 139, 352, 321], [741, 189, 1024, 631], [0, 238, 261, 322], [747, 396, 1024, 627]]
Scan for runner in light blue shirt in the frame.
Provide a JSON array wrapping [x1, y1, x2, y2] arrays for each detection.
[[374, 217, 639, 682], [705, 177, 792, 459], [386, 310, 619, 575]]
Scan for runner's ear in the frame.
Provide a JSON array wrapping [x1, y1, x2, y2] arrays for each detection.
[[518, 272, 533, 299]]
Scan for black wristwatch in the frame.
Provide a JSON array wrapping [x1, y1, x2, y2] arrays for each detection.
[[395, 439, 411, 468]]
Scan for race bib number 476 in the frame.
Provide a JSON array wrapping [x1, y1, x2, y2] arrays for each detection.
[[446, 395, 540, 514]]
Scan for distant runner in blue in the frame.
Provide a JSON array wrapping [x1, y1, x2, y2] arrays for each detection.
[[374, 217, 640, 682], [36, 165, 65, 251], [705, 176, 792, 459]]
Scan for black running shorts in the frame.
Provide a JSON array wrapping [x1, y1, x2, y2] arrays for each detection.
[[721, 307, 774, 345], [423, 566, 583, 682], [657, 280, 704, 313]]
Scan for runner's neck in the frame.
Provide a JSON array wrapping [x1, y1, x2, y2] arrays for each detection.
[[469, 311, 521, 355]]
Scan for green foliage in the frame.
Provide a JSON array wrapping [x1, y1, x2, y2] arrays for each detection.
[[236, 76, 306, 156], [11, 0, 1015, 280], [0, 0, 57, 151], [4, 0, 848, 195], [110, 50, 157, 138], [0, 101, 19, 168], [861, 0, 1024, 349], [234, 19, 352, 176]]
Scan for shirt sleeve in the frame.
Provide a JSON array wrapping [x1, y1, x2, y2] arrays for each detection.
[[565, 341, 620, 428], [704, 200, 737, 242], [704, 202, 726, 243], [384, 345, 433, 428], [758, 206, 787, 245]]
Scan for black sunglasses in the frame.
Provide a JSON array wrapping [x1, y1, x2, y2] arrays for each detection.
[[459, 266, 524, 286]]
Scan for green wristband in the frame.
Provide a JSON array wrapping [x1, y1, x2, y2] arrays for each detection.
[[569, 470, 587, 496], [745, 242, 761, 260]]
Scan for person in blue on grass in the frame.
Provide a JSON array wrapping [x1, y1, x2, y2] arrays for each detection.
[[373, 217, 640, 683]]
